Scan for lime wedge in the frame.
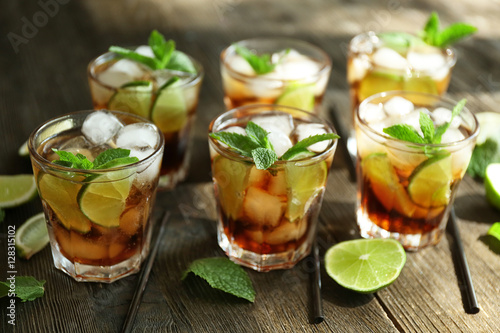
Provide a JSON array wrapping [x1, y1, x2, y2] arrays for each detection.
[[276, 84, 315, 112], [108, 80, 153, 119], [15, 212, 49, 259], [77, 169, 135, 228], [18, 140, 29, 157], [476, 112, 500, 145], [151, 80, 187, 133], [485, 163, 500, 210], [325, 238, 406, 294], [0, 174, 37, 208], [285, 155, 328, 221], [38, 174, 91, 233], [408, 153, 452, 208]]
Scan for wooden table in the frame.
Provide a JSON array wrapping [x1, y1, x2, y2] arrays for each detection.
[[1, 1, 500, 332]]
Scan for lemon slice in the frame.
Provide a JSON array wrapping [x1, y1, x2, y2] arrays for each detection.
[[408, 153, 452, 208], [15, 212, 49, 259], [151, 80, 187, 133], [108, 80, 153, 119], [276, 84, 315, 112], [77, 169, 135, 228], [38, 173, 91, 233], [325, 238, 406, 294], [0, 174, 37, 208], [485, 163, 500, 210]]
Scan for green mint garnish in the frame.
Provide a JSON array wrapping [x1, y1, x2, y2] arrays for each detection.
[[0, 276, 45, 302], [109, 30, 197, 73], [234, 45, 290, 75], [467, 138, 500, 179], [52, 148, 139, 170], [181, 257, 256, 302], [421, 12, 477, 47], [383, 99, 466, 145], [210, 122, 339, 170]]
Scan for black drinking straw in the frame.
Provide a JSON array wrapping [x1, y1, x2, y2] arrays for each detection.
[[121, 211, 171, 333], [447, 207, 480, 314], [328, 106, 356, 182], [310, 241, 324, 324]]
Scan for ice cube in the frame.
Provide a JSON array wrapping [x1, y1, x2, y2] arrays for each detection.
[[128, 147, 162, 184], [252, 114, 294, 136], [359, 102, 386, 123], [407, 51, 446, 72], [268, 131, 293, 158], [372, 47, 408, 70], [152, 69, 193, 88], [348, 55, 372, 83], [98, 59, 147, 88], [431, 107, 462, 128], [59, 135, 97, 160], [295, 123, 330, 153], [135, 45, 155, 58], [248, 77, 283, 98], [82, 110, 124, 146], [228, 54, 255, 76], [266, 51, 320, 81], [265, 218, 308, 245], [115, 123, 159, 150], [242, 186, 285, 227], [441, 128, 465, 143], [222, 126, 246, 135], [401, 110, 424, 136], [384, 97, 414, 117]]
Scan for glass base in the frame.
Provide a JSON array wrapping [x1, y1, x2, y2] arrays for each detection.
[[218, 225, 311, 272], [357, 208, 445, 251], [50, 242, 144, 283]]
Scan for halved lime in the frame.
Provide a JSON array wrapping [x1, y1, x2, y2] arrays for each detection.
[[77, 169, 135, 228], [276, 84, 315, 112], [38, 173, 91, 233], [325, 238, 406, 294], [0, 174, 37, 208], [485, 163, 500, 210], [151, 80, 187, 133], [15, 212, 49, 259], [408, 153, 452, 208], [108, 80, 153, 119], [476, 111, 500, 145]]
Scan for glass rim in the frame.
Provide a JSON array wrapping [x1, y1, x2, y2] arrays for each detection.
[[349, 31, 457, 73], [87, 50, 204, 91], [28, 109, 165, 175], [208, 104, 338, 165], [220, 37, 332, 82], [356, 90, 479, 149]]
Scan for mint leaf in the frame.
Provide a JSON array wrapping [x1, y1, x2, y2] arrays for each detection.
[[234, 45, 290, 75], [252, 148, 278, 170], [383, 124, 426, 144], [93, 148, 133, 168], [467, 138, 499, 179], [419, 112, 435, 143], [209, 132, 259, 157], [281, 133, 339, 161], [109, 46, 158, 69], [245, 122, 273, 150], [434, 98, 466, 143], [422, 11, 440, 46], [149, 30, 175, 68], [420, 12, 476, 47], [52, 149, 94, 169], [52, 148, 138, 171], [168, 50, 197, 74], [182, 257, 255, 302], [0, 276, 46, 302]]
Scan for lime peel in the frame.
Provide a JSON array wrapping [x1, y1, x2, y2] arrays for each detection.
[[15, 212, 49, 259], [0, 175, 38, 209], [485, 163, 500, 210]]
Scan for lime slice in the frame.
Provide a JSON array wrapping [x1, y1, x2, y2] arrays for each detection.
[[18, 140, 29, 157], [285, 155, 328, 221], [0, 174, 37, 208], [38, 173, 91, 233], [485, 163, 500, 210], [361, 153, 442, 219], [325, 238, 406, 294], [276, 84, 315, 112], [476, 112, 500, 145], [77, 169, 135, 228], [408, 153, 452, 208], [15, 212, 49, 259], [108, 80, 153, 119], [151, 80, 187, 133]]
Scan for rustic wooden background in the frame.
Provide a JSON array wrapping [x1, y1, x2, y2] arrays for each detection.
[[1, 0, 500, 332]]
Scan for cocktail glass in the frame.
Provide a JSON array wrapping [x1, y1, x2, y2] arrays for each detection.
[[88, 50, 203, 190], [220, 38, 332, 113], [355, 91, 478, 250], [208, 104, 338, 271], [28, 110, 164, 282]]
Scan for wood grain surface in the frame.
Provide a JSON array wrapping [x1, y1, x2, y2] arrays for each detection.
[[1, 1, 500, 332]]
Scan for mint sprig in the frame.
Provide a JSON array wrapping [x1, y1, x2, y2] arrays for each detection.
[[210, 121, 339, 170], [182, 257, 256, 302], [52, 148, 139, 170], [234, 45, 290, 75], [383, 99, 466, 145], [0, 276, 45, 302], [109, 30, 197, 73], [421, 12, 477, 47]]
